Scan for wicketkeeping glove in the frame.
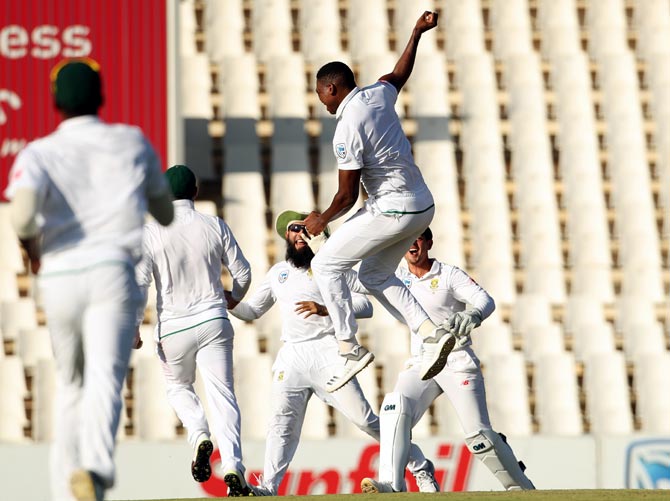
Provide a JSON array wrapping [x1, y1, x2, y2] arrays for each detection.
[[445, 311, 482, 346], [304, 232, 328, 254]]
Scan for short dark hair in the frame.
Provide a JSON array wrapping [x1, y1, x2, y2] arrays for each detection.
[[420, 227, 433, 241], [316, 61, 356, 89]]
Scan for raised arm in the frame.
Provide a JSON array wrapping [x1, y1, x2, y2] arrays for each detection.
[[379, 11, 438, 92]]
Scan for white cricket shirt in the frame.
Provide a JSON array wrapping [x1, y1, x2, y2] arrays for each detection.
[[231, 261, 372, 343], [333, 81, 434, 214], [4, 116, 168, 273], [395, 259, 495, 356], [136, 200, 251, 335]]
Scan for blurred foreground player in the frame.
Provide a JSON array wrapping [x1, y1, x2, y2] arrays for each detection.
[[305, 11, 456, 392], [4, 58, 174, 501], [361, 228, 535, 493], [134, 165, 253, 495], [228, 210, 439, 495]]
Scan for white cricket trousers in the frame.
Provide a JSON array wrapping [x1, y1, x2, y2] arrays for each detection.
[[156, 316, 245, 474], [394, 348, 491, 435], [311, 204, 435, 341], [261, 335, 428, 493], [40, 263, 141, 501], [378, 348, 491, 484]]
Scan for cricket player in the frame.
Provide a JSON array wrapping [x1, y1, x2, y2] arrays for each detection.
[[361, 228, 535, 493], [4, 58, 174, 501], [305, 11, 456, 392], [134, 164, 253, 495], [227, 210, 440, 496]]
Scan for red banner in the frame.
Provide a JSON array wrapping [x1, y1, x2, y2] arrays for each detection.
[[0, 0, 168, 200]]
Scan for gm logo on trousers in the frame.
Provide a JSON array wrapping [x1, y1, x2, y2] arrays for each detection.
[[625, 439, 670, 489]]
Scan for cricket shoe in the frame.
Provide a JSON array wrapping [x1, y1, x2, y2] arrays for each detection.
[[248, 483, 274, 496], [419, 327, 455, 380], [224, 470, 253, 496], [70, 469, 104, 501], [414, 461, 440, 492], [191, 434, 213, 482], [325, 345, 374, 393], [360, 478, 398, 494]]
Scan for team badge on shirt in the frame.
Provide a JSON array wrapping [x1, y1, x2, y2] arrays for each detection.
[[278, 270, 289, 283], [430, 278, 439, 292], [335, 143, 347, 159], [403, 278, 412, 288]]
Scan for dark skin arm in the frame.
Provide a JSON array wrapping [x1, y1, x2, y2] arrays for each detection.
[[305, 169, 361, 236], [19, 237, 41, 274], [379, 11, 439, 92]]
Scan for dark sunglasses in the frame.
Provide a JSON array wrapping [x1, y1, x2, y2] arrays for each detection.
[[288, 224, 307, 233]]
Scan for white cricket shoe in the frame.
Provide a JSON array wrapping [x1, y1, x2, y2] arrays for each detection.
[[419, 327, 455, 380], [360, 478, 398, 494], [414, 469, 440, 493], [70, 469, 104, 501], [224, 469, 253, 496], [325, 345, 374, 393], [191, 434, 213, 482], [248, 483, 274, 496]]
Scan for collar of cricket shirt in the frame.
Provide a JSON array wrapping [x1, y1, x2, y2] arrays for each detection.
[[57, 115, 100, 130], [336, 87, 360, 120]]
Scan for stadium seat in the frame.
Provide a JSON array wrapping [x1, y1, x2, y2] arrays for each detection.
[[347, 0, 390, 63], [533, 352, 583, 435], [571, 322, 617, 361], [133, 357, 180, 440], [521, 323, 565, 363], [510, 295, 553, 335], [0, 269, 18, 301], [16, 326, 52, 369], [633, 352, 670, 434], [620, 321, 666, 361], [483, 352, 533, 436], [632, 0, 670, 60], [583, 352, 634, 434], [0, 356, 28, 442], [470, 320, 515, 364], [441, 0, 486, 58], [32, 358, 55, 441], [301, 397, 331, 439], [1, 298, 38, 344], [252, 0, 293, 63], [490, 0, 533, 59], [537, 0, 581, 59], [203, 0, 244, 61], [585, 0, 629, 59], [179, 0, 198, 56], [0, 204, 25, 273], [298, 0, 342, 64]]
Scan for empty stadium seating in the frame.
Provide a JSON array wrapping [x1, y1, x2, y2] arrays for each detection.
[[1, 0, 669, 444]]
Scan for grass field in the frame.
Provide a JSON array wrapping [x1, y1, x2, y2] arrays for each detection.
[[129, 490, 669, 501]]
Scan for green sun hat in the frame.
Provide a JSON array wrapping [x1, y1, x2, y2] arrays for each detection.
[[275, 210, 331, 240]]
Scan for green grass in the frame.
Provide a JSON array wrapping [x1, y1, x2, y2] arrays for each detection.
[[117, 490, 670, 501]]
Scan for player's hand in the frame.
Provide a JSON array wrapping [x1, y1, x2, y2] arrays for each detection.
[[304, 211, 328, 237], [415, 11, 438, 34], [295, 300, 328, 318], [133, 328, 143, 349], [445, 311, 482, 345], [303, 232, 328, 254], [224, 290, 239, 309]]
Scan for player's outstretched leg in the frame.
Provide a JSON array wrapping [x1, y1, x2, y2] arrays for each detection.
[[465, 428, 535, 490]]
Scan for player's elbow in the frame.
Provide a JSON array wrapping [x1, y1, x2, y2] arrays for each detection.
[[9, 188, 40, 239]]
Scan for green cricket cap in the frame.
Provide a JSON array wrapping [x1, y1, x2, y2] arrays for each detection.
[[165, 164, 197, 199], [51, 58, 103, 113]]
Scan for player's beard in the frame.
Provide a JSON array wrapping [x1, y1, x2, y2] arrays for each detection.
[[286, 241, 314, 270]]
